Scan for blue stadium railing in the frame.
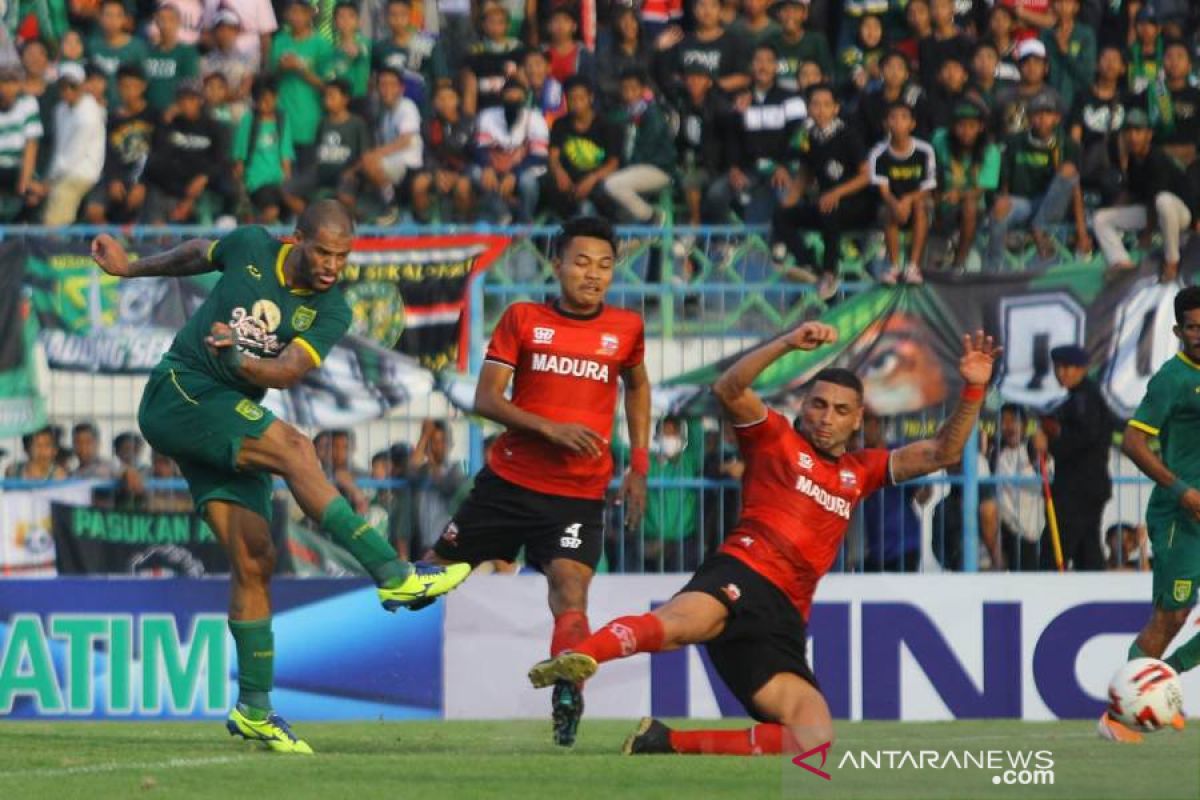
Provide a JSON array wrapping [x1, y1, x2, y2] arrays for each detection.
[[0, 223, 1154, 573]]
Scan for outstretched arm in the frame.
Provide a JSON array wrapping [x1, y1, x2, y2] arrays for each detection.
[[712, 322, 839, 425], [91, 234, 217, 278], [889, 331, 1001, 483]]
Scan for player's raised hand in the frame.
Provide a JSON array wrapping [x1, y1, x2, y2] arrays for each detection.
[[542, 421, 606, 458], [91, 234, 132, 277], [959, 330, 1001, 386], [782, 322, 838, 351]]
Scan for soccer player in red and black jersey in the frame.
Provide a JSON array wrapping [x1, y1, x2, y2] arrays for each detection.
[[528, 321, 999, 755], [429, 216, 651, 746]]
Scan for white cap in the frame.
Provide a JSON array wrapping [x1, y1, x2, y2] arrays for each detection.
[[1015, 38, 1047, 61], [57, 62, 85, 85], [212, 8, 241, 27]]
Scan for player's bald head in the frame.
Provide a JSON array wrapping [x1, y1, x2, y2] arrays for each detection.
[[296, 199, 355, 240]]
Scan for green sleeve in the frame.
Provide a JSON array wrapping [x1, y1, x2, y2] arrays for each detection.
[[269, 35, 283, 69], [315, 37, 334, 76], [281, 116, 295, 162], [232, 113, 251, 162], [207, 226, 267, 270], [978, 143, 1002, 190], [293, 301, 351, 366], [1131, 366, 1179, 437]]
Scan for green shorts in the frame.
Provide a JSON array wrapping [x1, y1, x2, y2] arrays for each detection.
[[138, 363, 276, 520], [1147, 509, 1200, 610]]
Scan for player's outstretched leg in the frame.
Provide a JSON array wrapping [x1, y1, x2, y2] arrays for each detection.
[[208, 501, 313, 754], [238, 421, 470, 609], [624, 673, 831, 757], [529, 592, 726, 687], [546, 560, 594, 747]]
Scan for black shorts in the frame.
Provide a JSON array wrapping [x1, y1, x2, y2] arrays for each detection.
[[432, 467, 605, 570], [681, 553, 818, 722]]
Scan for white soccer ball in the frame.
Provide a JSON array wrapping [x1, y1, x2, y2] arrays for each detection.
[[1106, 658, 1184, 732]]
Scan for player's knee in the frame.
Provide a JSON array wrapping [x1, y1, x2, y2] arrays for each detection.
[[238, 533, 276, 583]]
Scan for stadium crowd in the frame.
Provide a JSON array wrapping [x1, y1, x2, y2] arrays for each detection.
[[6, 406, 1149, 574], [0, 0, 1194, 294]]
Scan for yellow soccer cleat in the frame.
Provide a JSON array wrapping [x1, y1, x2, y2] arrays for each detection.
[[226, 707, 314, 754], [528, 651, 599, 689], [378, 561, 472, 611]]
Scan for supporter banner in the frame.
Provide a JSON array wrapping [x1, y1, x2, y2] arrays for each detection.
[[51, 503, 232, 576], [0, 240, 47, 437], [22, 233, 508, 426], [665, 261, 1198, 420], [0, 482, 94, 575], [443, 573, 1200, 722], [0, 579, 443, 720]]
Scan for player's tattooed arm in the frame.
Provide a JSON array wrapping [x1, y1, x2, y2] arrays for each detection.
[[890, 331, 1000, 483], [91, 234, 216, 278], [713, 322, 838, 425], [474, 362, 606, 457], [206, 322, 315, 389]]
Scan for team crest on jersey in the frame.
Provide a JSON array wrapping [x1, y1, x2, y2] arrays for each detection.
[[798, 452, 814, 471], [533, 326, 555, 345], [292, 306, 317, 332], [598, 333, 619, 355], [235, 399, 265, 421], [839, 469, 857, 488], [246, 265, 262, 279], [721, 583, 742, 603], [1175, 579, 1193, 604], [441, 521, 459, 546]]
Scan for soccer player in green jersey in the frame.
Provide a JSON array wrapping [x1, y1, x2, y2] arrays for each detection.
[[90, 200, 470, 753], [1101, 286, 1200, 742]]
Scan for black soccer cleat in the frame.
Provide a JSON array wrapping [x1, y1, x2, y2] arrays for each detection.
[[551, 680, 585, 747], [622, 717, 675, 755]]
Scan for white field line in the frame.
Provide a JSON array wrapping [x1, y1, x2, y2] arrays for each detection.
[[0, 755, 247, 779]]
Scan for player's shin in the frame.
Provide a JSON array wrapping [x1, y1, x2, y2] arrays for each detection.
[[669, 723, 796, 756], [1165, 630, 1200, 674], [319, 496, 412, 586], [574, 613, 666, 664], [229, 618, 274, 719], [551, 610, 591, 657]]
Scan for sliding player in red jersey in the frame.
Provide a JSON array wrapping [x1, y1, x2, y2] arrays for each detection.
[[428, 216, 650, 746], [528, 322, 999, 755]]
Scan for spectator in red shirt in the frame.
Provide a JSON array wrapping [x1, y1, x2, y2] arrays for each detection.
[[545, 7, 595, 86]]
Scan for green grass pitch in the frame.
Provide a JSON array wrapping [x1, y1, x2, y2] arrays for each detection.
[[0, 719, 1195, 800]]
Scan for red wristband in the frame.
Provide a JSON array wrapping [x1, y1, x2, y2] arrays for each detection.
[[631, 448, 650, 476], [961, 384, 986, 402]]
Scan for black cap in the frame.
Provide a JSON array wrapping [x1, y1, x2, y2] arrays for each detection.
[[1050, 345, 1088, 366]]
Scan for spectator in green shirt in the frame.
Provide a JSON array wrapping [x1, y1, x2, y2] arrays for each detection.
[[371, 0, 447, 112], [86, 0, 148, 109], [989, 90, 1092, 267], [1039, 0, 1096, 113], [770, 0, 833, 92], [269, 0, 333, 160], [283, 79, 371, 216], [144, 3, 200, 113], [232, 75, 294, 223], [330, 1, 370, 103], [933, 101, 1001, 270]]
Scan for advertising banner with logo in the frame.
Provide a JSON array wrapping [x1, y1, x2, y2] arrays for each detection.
[[664, 263, 1189, 421], [0, 482, 95, 575], [21, 233, 509, 426], [443, 573, 1200, 722], [0, 579, 442, 720]]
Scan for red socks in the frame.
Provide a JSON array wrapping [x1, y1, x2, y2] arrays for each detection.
[[551, 610, 590, 657], [669, 724, 792, 755], [573, 614, 666, 664]]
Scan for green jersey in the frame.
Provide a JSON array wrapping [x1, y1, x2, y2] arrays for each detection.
[[162, 226, 352, 400], [269, 29, 334, 146], [932, 128, 1001, 193], [144, 42, 200, 112], [233, 114, 295, 192], [1000, 129, 1079, 198], [330, 34, 371, 98], [770, 30, 834, 92], [87, 35, 149, 108], [1131, 353, 1200, 517]]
